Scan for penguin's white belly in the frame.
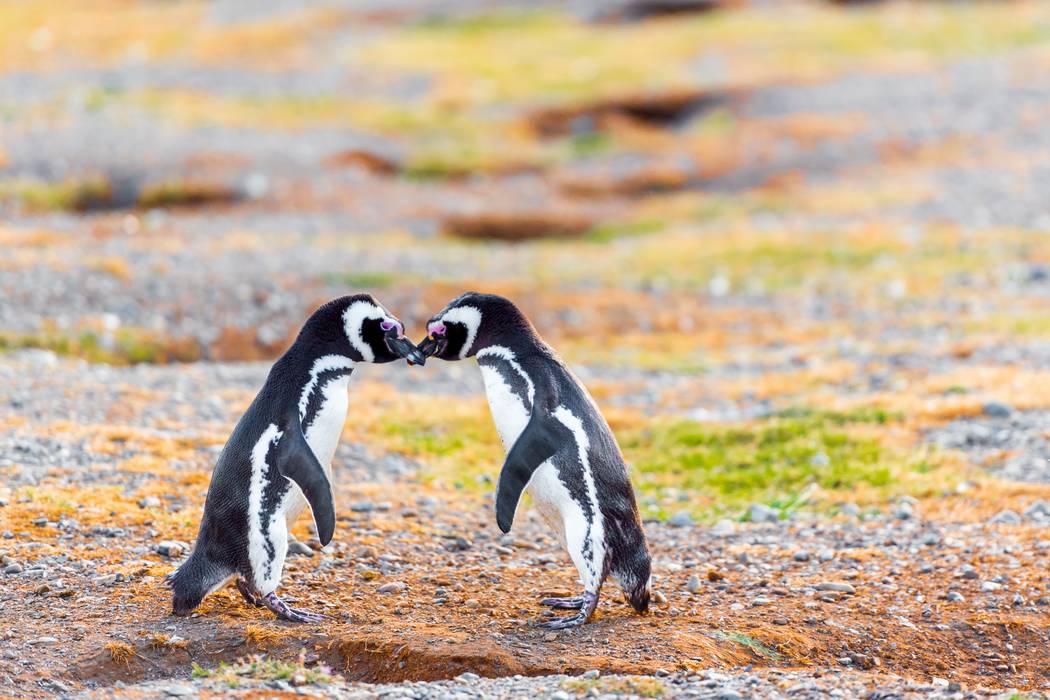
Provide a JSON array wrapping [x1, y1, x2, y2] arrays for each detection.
[[480, 364, 530, 448], [283, 375, 350, 523], [480, 364, 570, 540]]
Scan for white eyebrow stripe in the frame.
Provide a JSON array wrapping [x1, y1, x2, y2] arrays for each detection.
[[342, 300, 386, 362], [440, 305, 482, 359]]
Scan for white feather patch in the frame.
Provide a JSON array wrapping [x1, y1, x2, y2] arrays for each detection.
[[297, 354, 355, 422], [440, 305, 482, 359], [342, 300, 386, 362], [552, 405, 606, 591], [248, 424, 285, 593], [476, 345, 535, 403]]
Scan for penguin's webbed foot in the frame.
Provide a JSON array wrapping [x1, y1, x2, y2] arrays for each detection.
[[537, 611, 590, 629], [536, 590, 598, 629], [236, 578, 264, 607], [539, 594, 587, 610], [262, 592, 326, 623]]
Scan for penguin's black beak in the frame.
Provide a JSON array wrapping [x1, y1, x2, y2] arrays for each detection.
[[385, 328, 426, 366], [416, 334, 441, 360]]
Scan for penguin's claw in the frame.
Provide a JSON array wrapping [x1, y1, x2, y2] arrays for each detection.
[[262, 592, 326, 623], [539, 595, 586, 610], [236, 578, 264, 607], [536, 590, 598, 628], [537, 612, 590, 630]]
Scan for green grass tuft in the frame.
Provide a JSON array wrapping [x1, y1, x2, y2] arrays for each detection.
[[714, 631, 785, 661], [0, 329, 200, 365], [320, 271, 399, 290], [620, 408, 940, 519], [0, 176, 113, 212], [191, 655, 340, 689]]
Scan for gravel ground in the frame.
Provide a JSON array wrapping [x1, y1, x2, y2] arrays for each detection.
[[1, 350, 1049, 697], [74, 669, 1047, 700]]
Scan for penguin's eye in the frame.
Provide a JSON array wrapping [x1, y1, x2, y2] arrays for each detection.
[[428, 321, 447, 337], [380, 319, 399, 333]]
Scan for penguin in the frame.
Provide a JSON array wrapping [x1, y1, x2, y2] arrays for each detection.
[[167, 294, 424, 622], [416, 292, 651, 628]]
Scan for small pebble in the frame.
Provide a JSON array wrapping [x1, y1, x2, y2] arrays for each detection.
[[668, 510, 693, 528], [816, 582, 855, 594], [982, 401, 1011, 418], [989, 509, 1022, 525]]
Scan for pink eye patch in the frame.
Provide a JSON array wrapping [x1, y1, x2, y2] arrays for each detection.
[[380, 319, 401, 334], [428, 322, 446, 336]]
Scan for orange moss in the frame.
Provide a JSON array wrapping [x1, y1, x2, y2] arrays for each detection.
[[105, 641, 135, 666]]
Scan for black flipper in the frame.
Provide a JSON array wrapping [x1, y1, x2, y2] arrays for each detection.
[[495, 410, 561, 534], [276, 419, 336, 546]]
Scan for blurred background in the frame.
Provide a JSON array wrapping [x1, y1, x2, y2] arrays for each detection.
[[3, 0, 1050, 518], [4, 2, 1050, 694]]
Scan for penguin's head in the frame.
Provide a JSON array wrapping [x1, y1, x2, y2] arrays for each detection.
[[417, 292, 527, 361], [338, 294, 424, 365]]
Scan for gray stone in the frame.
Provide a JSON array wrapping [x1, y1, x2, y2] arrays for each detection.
[[582, 669, 600, 679], [138, 496, 161, 508], [989, 509, 1022, 525], [947, 591, 965, 603], [747, 503, 779, 523], [1023, 500, 1050, 522], [816, 582, 855, 594], [3, 564, 22, 575], [686, 573, 702, 594], [793, 550, 810, 562], [982, 401, 1012, 418], [668, 510, 693, 528], [710, 519, 735, 536], [155, 541, 185, 558], [378, 581, 407, 594]]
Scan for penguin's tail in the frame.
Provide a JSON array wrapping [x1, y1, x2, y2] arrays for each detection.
[[615, 548, 652, 615], [165, 549, 229, 617]]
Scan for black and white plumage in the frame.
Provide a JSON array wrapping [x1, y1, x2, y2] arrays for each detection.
[[417, 292, 651, 628], [167, 294, 422, 622]]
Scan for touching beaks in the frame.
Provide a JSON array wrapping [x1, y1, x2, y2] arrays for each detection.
[[415, 334, 442, 360], [384, 327, 426, 366]]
